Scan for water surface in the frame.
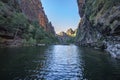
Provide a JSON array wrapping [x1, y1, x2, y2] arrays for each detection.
[[0, 45, 120, 80]]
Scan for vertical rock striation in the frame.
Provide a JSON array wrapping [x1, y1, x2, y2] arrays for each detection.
[[19, 0, 55, 34], [76, 0, 120, 59]]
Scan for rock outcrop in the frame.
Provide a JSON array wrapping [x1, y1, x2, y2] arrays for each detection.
[[57, 32, 69, 44], [76, 0, 120, 59], [19, 0, 55, 34], [57, 28, 76, 44], [66, 28, 75, 36]]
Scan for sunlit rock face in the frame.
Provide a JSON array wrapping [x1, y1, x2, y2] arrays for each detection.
[[57, 28, 76, 44], [76, 0, 120, 59], [19, 0, 55, 34], [66, 28, 75, 36]]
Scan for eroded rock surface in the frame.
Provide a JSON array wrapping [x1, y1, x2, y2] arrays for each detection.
[[76, 0, 120, 59]]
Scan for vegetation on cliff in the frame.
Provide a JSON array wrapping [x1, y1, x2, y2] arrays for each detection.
[[0, 0, 58, 47], [76, 0, 120, 59]]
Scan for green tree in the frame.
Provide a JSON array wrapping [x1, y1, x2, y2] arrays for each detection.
[[10, 13, 29, 39]]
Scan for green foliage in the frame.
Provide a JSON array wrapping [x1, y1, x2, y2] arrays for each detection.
[[10, 13, 28, 27], [21, 21, 59, 45], [0, 11, 29, 35], [22, 37, 36, 46], [0, 0, 59, 46], [34, 28, 58, 44], [35, 28, 45, 40], [66, 37, 75, 43], [85, 0, 120, 19], [27, 37, 36, 45]]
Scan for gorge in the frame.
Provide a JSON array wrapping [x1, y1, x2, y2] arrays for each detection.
[[0, 0, 120, 57], [0, 0, 120, 80]]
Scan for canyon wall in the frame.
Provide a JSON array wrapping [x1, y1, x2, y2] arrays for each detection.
[[76, 0, 120, 59], [0, 0, 57, 47], [19, 0, 55, 34]]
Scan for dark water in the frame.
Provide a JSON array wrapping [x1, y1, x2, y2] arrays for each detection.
[[0, 45, 120, 80]]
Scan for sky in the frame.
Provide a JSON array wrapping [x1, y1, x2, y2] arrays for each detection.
[[41, 0, 80, 33]]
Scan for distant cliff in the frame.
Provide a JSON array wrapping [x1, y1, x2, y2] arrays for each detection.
[[76, 0, 120, 59], [57, 28, 76, 44]]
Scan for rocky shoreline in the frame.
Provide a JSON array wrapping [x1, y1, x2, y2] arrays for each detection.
[[76, 36, 120, 59]]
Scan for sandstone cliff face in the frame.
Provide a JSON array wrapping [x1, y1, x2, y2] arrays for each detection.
[[19, 0, 55, 34], [0, 0, 57, 47], [76, 0, 120, 59]]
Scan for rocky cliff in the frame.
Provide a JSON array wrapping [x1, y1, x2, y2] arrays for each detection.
[[0, 0, 57, 47], [76, 0, 120, 59], [66, 28, 75, 37], [19, 0, 55, 34], [57, 28, 76, 44]]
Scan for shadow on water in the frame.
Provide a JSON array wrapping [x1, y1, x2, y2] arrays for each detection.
[[79, 47, 120, 80], [0, 46, 48, 80], [0, 45, 120, 80]]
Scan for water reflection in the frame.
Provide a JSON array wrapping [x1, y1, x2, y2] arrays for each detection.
[[0, 45, 120, 80], [79, 47, 120, 80], [29, 45, 84, 80], [46, 45, 84, 80]]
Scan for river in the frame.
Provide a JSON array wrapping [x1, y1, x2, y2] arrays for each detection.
[[0, 45, 120, 80]]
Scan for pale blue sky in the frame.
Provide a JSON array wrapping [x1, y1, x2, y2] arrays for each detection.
[[41, 0, 80, 33]]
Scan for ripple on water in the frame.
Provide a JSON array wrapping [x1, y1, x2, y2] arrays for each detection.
[[25, 45, 85, 80], [1, 45, 120, 80]]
